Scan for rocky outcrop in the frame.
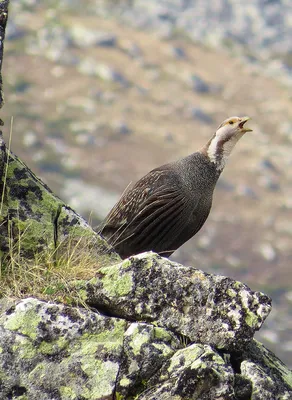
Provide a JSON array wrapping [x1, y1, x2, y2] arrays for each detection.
[[85, 252, 271, 352], [0, 132, 119, 265], [0, 255, 291, 399]]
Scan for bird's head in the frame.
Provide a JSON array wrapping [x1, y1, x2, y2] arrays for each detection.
[[205, 116, 252, 171], [216, 116, 252, 138]]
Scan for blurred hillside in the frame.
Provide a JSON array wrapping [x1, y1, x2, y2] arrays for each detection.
[[3, 0, 292, 366]]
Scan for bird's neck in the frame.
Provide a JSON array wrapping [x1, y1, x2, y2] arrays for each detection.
[[201, 133, 243, 171]]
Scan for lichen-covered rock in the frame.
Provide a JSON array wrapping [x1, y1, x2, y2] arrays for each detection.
[[0, 296, 291, 399], [138, 344, 235, 400], [0, 133, 119, 265], [85, 252, 271, 351], [0, 297, 127, 400], [116, 322, 180, 398], [240, 340, 292, 400]]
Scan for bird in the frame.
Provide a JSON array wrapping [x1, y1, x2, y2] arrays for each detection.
[[99, 116, 252, 259]]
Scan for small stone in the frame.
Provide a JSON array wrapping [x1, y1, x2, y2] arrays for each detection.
[[6, 21, 27, 41], [189, 107, 214, 124], [189, 74, 210, 93], [123, 42, 143, 59], [23, 131, 38, 148], [70, 26, 117, 48], [236, 184, 258, 199], [258, 243, 277, 262], [113, 121, 132, 135], [164, 132, 175, 142], [259, 329, 279, 344], [226, 255, 241, 268], [169, 45, 187, 59], [78, 61, 129, 87], [258, 176, 280, 192], [259, 158, 279, 173]]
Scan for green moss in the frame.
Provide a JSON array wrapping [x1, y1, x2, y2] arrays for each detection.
[[99, 262, 133, 297], [4, 303, 42, 340]]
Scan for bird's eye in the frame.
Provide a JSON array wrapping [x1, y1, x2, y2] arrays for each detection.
[[229, 121, 234, 125]]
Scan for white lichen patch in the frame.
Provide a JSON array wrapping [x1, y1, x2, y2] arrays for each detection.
[[227, 306, 242, 330]]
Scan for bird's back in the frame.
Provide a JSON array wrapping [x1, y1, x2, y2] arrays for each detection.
[[99, 152, 220, 258]]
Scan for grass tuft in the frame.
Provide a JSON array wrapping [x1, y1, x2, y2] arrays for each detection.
[[0, 233, 102, 306]]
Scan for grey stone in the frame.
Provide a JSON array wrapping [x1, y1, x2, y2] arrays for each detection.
[[1, 297, 290, 399], [189, 107, 214, 124], [85, 252, 271, 352], [189, 74, 211, 93], [70, 26, 117, 48], [170, 45, 187, 59]]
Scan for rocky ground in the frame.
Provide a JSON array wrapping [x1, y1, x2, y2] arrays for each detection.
[[2, 0, 292, 367]]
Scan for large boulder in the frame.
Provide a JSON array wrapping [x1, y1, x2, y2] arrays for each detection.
[[0, 290, 291, 400], [85, 252, 271, 352]]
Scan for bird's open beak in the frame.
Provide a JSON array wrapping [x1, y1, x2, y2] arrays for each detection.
[[239, 116, 253, 132]]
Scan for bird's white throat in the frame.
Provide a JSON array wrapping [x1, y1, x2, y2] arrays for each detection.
[[207, 134, 242, 171]]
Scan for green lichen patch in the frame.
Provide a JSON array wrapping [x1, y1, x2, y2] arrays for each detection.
[[98, 261, 133, 297], [3, 300, 42, 340], [39, 336, 69, 355], [245, 311, 259, 328], [73, 319, 126, 356], [81, 359, 120, 398], [13, 337, 37, 359], [59, 386, 78, 400]]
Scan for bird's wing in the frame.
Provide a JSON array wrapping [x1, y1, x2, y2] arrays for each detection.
[[99, 168, 198, 253]]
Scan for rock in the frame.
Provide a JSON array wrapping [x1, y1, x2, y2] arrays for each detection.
[[60, 179, 119, 220], [0, 133, 117, 264], [258, 243, 277, 262], [240, 340, 292, 400], [85, 252, 271, 352], [22, 131, 39, 148], [6, 20, 27, 41], [259, 158, 279, 174], [236, 184, 258, 199], [258, 175, 281, 192], [189, 74, 211, 93], [113, 120, 132, 135], [78, 60, 130, 87], [189, 106, 214, 124], [138, 343, 235, 399], [0, 288, 290, 399], [0, 297, 128, 400], [70, 26, 117, 48], [169, 45, 187, 59], [122, 41, 143, 59]]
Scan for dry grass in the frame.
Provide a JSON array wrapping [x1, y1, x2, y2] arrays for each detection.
[[0, 233, 100, 306], [0, 119, 102, 306]]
